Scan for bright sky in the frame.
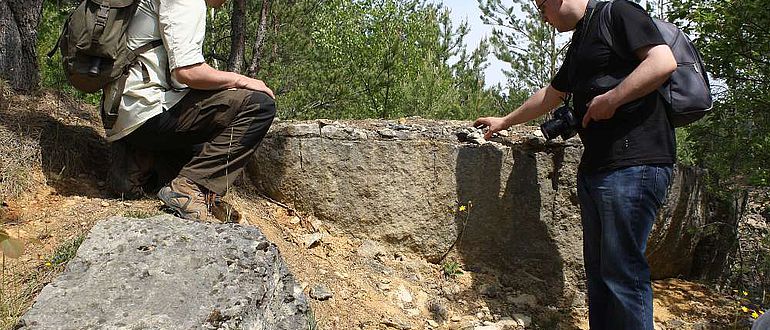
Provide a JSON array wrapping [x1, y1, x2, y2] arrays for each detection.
[[440, 0, 508, 88]]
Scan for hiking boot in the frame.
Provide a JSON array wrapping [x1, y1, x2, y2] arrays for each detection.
[[157, 176, 215, 222]]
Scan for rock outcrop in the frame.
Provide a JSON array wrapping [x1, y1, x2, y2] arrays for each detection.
[[17, 215, 310, 330], [247, 119, 711, 311]]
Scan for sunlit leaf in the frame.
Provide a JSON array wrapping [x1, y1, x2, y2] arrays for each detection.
[[1, 237, 25, 259]]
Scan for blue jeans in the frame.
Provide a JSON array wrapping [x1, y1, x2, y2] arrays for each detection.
[[577, 164, 673, 330]]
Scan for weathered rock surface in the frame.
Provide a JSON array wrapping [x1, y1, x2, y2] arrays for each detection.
[[248, 119, 585, 308], [247, 119, 711, 312], [17, 215, 310, 330]]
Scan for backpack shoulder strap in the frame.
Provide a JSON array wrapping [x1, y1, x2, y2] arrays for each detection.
[[597, 0, 637, 61], [127, 39, 164, 63], [598, 0, 614, 48]]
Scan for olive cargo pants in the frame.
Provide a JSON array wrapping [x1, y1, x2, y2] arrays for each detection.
[[115, 89, 276, 196]]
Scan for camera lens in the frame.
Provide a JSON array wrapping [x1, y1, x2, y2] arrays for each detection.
[[540, 118, 567, 140]]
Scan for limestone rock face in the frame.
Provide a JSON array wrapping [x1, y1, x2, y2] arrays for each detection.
[[248, 120, 586, 306], [247, 119, 711, 308], [17, 215, 310, 330]]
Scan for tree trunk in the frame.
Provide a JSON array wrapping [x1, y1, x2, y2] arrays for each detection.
[[246, 0, 271, 77], [0, 0, 43, 92], [227, 0, 246, 73]]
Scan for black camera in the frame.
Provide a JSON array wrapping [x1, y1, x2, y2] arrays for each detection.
[[540, 105, 579, 140]]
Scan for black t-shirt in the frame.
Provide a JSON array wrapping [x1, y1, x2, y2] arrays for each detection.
[[551, 0, 676, 173]]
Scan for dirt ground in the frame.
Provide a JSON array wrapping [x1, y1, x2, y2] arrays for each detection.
[[0, 180, 745, 329], [0, 88, 751, 329]]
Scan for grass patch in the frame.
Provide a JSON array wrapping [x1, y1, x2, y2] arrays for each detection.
[[123, 209, 162, 219], [0, 235, 86, 329], [47, 235, 85, 268], [307, 307, 318, 330]]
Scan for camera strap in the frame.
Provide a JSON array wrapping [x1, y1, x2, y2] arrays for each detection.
[[567, 0, 600, 92]]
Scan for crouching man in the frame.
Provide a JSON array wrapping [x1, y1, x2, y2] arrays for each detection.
[[104, 0, 275, 222]]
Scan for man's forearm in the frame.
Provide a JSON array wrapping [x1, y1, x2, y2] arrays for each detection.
[[172, 62, 275, 98], [504, 86, 565, 126], [172, 63, 245, 90], [604, 44, 676, 108]]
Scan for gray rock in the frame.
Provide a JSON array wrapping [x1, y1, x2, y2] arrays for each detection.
[[512, 314, 531, 327], [309, 285, 333, 301], [382, 319, 413, 330], [478, 283, 502, 298], [17, 215, 309, 330], [302, 233, 324, 249], [356, 239, 387, 260], [281, 123, 320, 137], [508, 293, 537, 308]]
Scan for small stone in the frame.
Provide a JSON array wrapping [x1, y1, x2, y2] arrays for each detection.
[[310, 219, 324, 232], [303, 233, 324, 249], [508, 293, 538, 308], [451, 316, 462, 322], [473, 326, 496, 330], [497, 317, 519, 328], [289, 216, 301, 225], [309, 285, 333, 301], [405, 308, 420, 317], [479, 283, 501, 298], [378, 283, 391, 291], [100, 201, 110, 207], [357, 240, 387, 260], [381, 319, 412, 330], [334, 272, 348, 279], [513, 314, 532, 327], [397, 285, 413, 303], [426, 319, 439, 328]]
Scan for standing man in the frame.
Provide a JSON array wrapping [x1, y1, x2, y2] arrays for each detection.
[[474, 0, 676, 328], [104, 0, 276, 222]]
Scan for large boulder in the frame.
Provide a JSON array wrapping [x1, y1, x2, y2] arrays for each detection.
[[246, 119, 711, 309], [17, 215, 310, 330]]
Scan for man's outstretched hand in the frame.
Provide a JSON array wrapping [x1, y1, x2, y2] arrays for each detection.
[[473, 117, 508, 140]]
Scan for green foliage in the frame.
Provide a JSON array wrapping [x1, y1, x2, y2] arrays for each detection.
[[478, 0, 563, 94], [442, 259, 463, 278], [203, 0, 511, 120], [33, 0, 522, 119], [0, 230, 25, 259], [47, 235, 85, 268], [123, 209, 162, 219], [669, 0, 770, 189]]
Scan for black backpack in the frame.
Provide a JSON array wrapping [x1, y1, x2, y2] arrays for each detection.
[[598, 0, 713, 127], [48, 0, 162, 128]]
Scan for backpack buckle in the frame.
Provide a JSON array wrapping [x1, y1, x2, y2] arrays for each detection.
[[95, 1, 110, 27], [92, 1, 111, 42]]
